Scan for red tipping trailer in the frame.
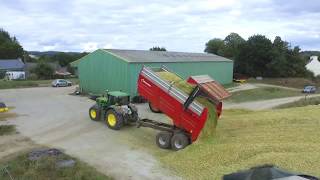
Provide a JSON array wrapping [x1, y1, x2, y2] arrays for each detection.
[[137, 66, 230, 150]]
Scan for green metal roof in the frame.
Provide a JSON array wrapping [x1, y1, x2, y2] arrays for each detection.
[[104, 49, 232, 63]]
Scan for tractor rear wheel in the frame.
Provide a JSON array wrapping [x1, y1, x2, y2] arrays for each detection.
[[149, 102, 161, 113], [105, 109, 124, 130], [89, 105, 100, 121], [156, 131, 172, 149], [171, 133, 189, 151]]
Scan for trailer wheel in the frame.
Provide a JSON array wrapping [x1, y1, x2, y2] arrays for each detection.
[[105, 109, 124, 130], [149, 102, 161, 113], [171, 133, 189, 151], [156, 131, 172, 149], [89, 105, 100, 121]]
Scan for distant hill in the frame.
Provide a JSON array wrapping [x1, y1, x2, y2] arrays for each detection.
[[27, 51, 88, 67], [301, 51, 320, 58], [28, 51, 83, 57]]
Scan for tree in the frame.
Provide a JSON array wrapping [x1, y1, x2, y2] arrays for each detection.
[[235, 35, 273, 76], [149, 46, 167, 51], [205, 33, 245, 58], [235, 35, 310, 77], [264, 36, 289, 77], [204, 38, 225, 55], [285, 46, 311, 77], [32, 62, 54, 79], [41, 52, 88, 67], [0, 28, 24, 59], [223, 33, 245, 58]]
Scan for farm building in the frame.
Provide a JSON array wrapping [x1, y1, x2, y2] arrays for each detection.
[[72, 49, 233, 97], [0, 59, 25, 72], [0, 59, 25, 78], [306, 56, 320, 76]]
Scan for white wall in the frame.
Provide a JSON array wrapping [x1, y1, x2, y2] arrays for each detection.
[[306, 56, 320, 76]]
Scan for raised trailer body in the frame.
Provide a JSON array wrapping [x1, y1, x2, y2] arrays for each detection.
[[137, 66, 230, 149]]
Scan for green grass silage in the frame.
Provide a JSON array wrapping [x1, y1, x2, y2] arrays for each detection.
[[160, 107, 320, 179], [157, 72, 218, 139], [120, 106, 320, 179]]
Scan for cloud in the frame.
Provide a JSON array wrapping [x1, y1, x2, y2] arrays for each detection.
[[82, 42, 99, 52], [0, 0, 319, 52]]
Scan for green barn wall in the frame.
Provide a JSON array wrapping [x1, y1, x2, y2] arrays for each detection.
[[127, 61, 233, 97], [77, 49, 233, 97], [78, 49, 129, 95]]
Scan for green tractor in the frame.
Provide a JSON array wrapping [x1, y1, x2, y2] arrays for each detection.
[[89, 91, 138, 130]]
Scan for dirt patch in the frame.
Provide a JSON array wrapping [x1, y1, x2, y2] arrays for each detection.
[[0, 134, 39, 161], [0, 112, 18, 121]]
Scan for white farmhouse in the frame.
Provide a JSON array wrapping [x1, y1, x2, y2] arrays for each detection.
[[306, 56, 320, 76]]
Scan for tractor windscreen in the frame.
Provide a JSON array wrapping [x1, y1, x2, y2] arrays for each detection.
[[117, 96, 130, 105]]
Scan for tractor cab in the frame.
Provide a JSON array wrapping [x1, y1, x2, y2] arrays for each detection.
[[96, 91, 130, 107], [107, 91, 130, 105]]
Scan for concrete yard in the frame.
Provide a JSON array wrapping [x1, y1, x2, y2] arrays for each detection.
[[1, 84, 316, 179], [0, 86, 179, 180]]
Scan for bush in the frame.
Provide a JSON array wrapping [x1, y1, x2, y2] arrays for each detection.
[[0, 71, 5, 79], [27, 73, 38, 80], [31, 62, 54, 79], [0, 125, 15, 135]]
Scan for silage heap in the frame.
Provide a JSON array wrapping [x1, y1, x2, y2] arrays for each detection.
[[157, 72, 217, 140]]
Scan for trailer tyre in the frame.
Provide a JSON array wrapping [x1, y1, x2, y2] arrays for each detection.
[[149, 102, 161, 113], [89, 105, 100, 121], [171, 133, 189, 151], [105, 109, 124, 130], [156, 131, 172, 149]]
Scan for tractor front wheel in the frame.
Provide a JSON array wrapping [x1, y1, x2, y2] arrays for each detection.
[[105, 109, 124, 130], [89, 105, 101, 121], [171, 133, 189, 151], [156, 131, 172, 149]]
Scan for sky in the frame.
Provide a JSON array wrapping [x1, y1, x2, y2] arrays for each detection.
[[1, 0, 320, 52]]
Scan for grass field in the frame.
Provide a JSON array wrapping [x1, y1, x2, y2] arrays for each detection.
[[0, 78, 79, 89], [0, 125, 15, 135], [276, 96, 320, 109], [121, 106, 320, 179], [248, 78, 320, 89], [0, 150, 112, 180], [226, 87, 302, 103]]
